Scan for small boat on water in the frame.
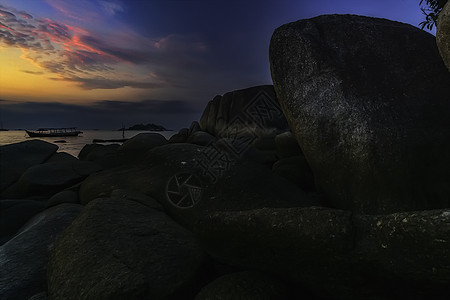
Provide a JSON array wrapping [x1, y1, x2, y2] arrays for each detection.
[[26, 127, 83, 137]]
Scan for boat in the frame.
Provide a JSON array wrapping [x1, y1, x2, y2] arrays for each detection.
[[26, 127, 83, 137]]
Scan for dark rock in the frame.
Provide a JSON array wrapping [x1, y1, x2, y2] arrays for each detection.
[[79, 143, 318, 229], [251, 135, 276, 151], [187, 131, 216, 146], [241, 146, 278, 167], [46, 152, 78, 163], [195, 271, 295, 300], [275, 131, 302, 158], [118, 132, 167, 157], [0, 140, 58, 191], [203, 95, 221, 136], [272, 156, 315, 192], [194, 207, 450, 299], [2, 160, 101, 198], [78, 143, 119, 161], [189, 121, 201, 135], [0, 204, 82, 300], [140, 144, 317, 229], [194, 207, 354, 298], [199, 86, 289, 138], [169, 128, 189, 143], [437, 2, 450, 70], [109, 189, 164, 211], [47, 197, 206, 300], [0, 200, 46, 245], [28, 292, 48, 300], [79, 165, 153, 204], [46, 190, 79, 208], [270, 14, 450, 214]]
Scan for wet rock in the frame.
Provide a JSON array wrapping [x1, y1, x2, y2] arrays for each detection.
[[0, 204, 82, 300], [0, 140, 58, 191], [270, 14, 450, 214], [47, 197, 206, 300]]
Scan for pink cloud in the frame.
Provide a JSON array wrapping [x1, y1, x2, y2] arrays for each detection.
[[0, 4, 208, 90]]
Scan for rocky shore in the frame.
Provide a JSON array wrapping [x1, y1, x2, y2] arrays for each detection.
[[1, 15, 450, 300]]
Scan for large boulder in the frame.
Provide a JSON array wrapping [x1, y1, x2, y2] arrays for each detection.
[[272, 155, 315, 192], [194, 207, 450, 299], [0, 200, 46, 245], [270, 15, 450, 214], [78, 143, 119, 162], [47, 197, 207, 300], [0, 204, 82, 300], [2, 160, 101, 198], [117, 132, 167, 156], [199, 85, 289, 138], [79, 143, 318, 229], [0, 140, 58, 191], [195, 271, 296, 299], [437, 1, 450, 70]]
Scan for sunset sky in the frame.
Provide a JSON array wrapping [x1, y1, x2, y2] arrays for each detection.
[[0, 0, 432, 129]]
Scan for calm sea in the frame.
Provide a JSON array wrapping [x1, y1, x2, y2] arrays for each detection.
[[0, 130, 176, 157]]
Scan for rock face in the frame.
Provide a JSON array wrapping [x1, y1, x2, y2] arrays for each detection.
[[199, 85, 289, 138], [270, 14, 450, 214], [194, 207, 450, 299], [79, 143, 318, 229], [0, 140, 58, 191], [47, 197, 207, 300], [195, 271, 295, 299], [117, 132, 167, 156], [0, 200, 46, 245], [2, 160, 101, 198], [437, 1, 450, 70], [0, 204, 82, 300]]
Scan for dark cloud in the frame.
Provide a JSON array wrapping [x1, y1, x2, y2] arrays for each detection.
[[21, 70, 44, 75], [0, 98, 203, 130], [51, 76, 163, 90]]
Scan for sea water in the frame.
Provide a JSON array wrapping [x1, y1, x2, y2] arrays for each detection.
[[0, 130, 176, 157]]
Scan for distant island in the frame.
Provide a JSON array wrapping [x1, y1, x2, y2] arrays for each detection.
[[119, 123, 168, 131]]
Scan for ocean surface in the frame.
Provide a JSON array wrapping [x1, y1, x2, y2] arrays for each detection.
[[0, 130, 176, 157]]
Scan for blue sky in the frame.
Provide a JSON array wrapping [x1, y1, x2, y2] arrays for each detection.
[[0, 0, 433, 129]]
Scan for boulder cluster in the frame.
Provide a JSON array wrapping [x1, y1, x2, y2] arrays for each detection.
[[1, 14, 449, 300]]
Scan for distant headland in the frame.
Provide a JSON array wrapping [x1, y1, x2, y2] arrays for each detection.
[[119, 123, 168, 131]]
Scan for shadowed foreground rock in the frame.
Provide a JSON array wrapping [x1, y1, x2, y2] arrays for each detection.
[[47, 197, 207, 300], [0, 204, 82, 300], [270, 14, 450, 214], [195, 271, 296, 300], [0, 140, 58, 191], [194, 207, 450, 299], [79, 143, 318, 229]]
